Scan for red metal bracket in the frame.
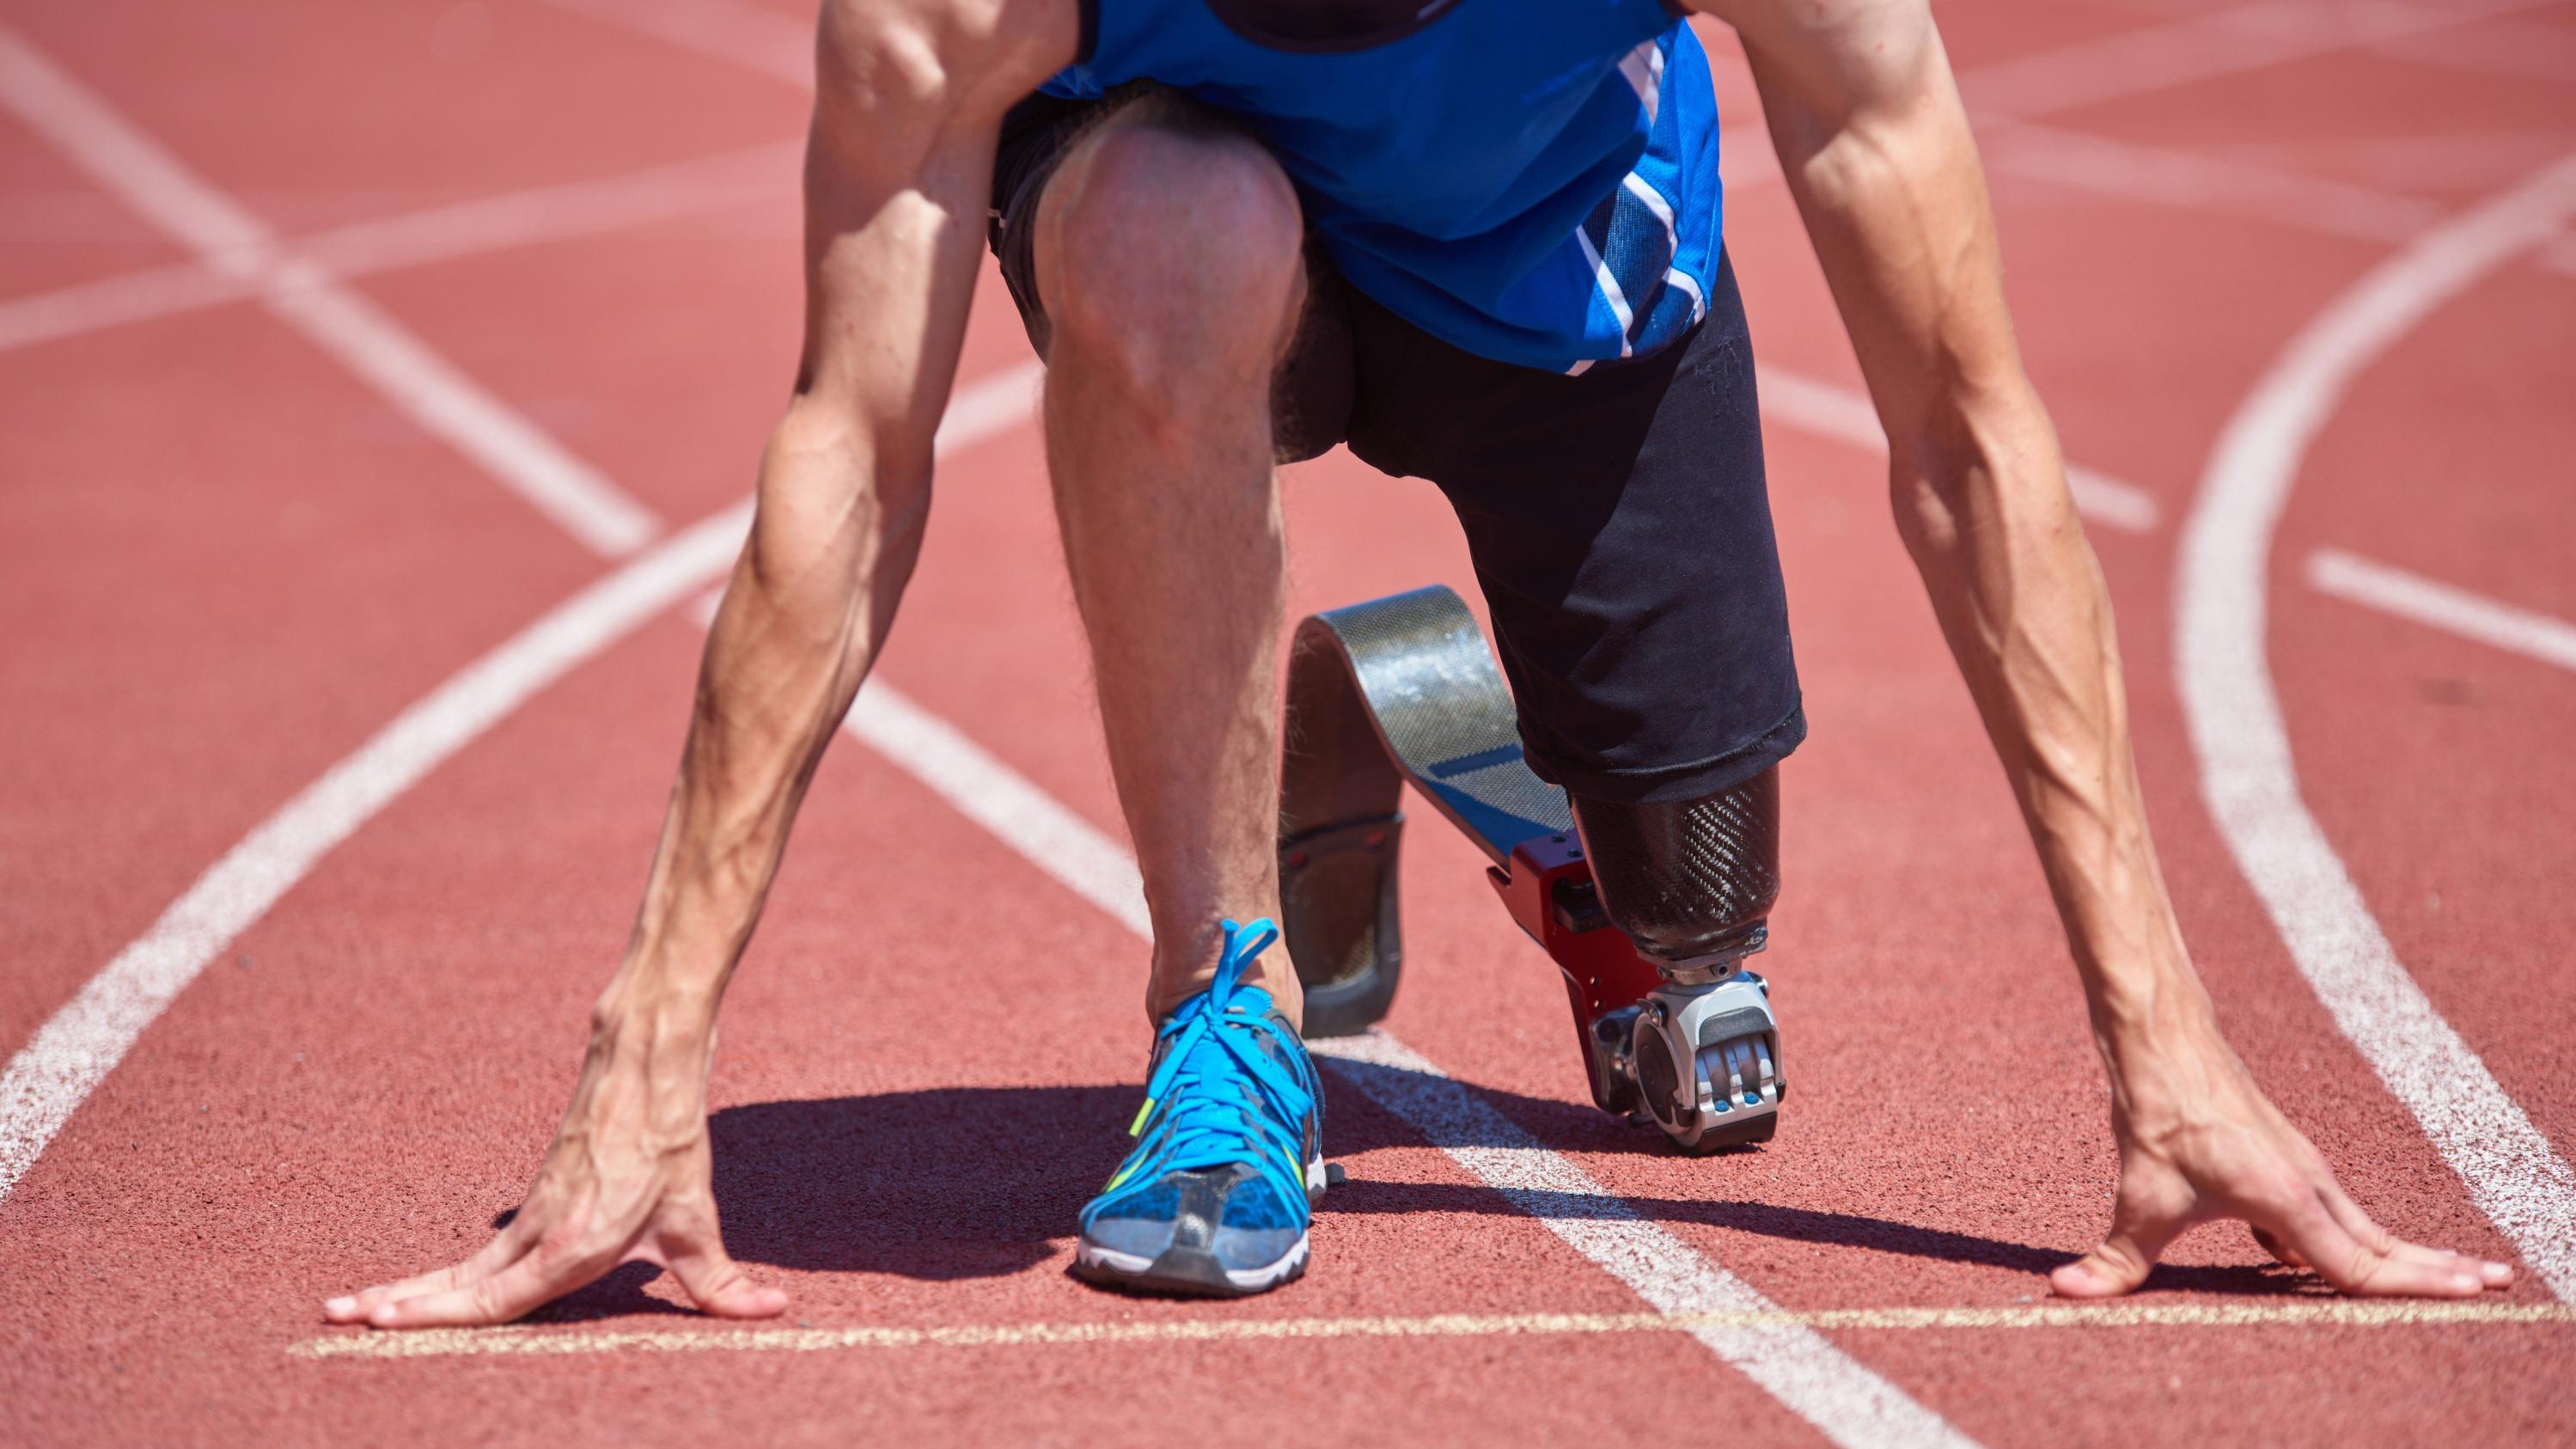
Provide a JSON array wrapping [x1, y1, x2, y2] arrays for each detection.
[[1487, 831, 1664, 1055]]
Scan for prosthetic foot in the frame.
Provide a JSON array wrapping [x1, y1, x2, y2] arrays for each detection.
[[1572, 780, 1784, 1152], [1277, 585, 1786, 1154]]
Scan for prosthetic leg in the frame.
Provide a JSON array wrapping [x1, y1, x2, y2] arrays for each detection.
[[1278, 585, 1785, 1153]]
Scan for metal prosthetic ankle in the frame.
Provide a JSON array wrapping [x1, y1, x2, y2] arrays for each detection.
[[1569, 774, 1783, 1152]]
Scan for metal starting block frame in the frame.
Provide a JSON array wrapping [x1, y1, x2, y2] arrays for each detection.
[[1278, 585, 1780, 1148]]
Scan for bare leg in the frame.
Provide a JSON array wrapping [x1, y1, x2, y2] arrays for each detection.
[[1034, 104, 1309, 1028]]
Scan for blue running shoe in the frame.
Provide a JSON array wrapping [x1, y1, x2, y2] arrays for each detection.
[[1075, 918, 1325, 1296]]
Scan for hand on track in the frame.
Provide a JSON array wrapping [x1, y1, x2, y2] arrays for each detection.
[[323, 1032, 788, 1330], [2052, 1045, 2516, 1299]]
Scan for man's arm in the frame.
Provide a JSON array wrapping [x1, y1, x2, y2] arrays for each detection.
[[1694, 0, 2511, 1298], [324, 0, 1077, 1330]]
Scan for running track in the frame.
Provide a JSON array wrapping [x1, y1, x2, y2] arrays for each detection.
[[2, 0, 2573, 1443]]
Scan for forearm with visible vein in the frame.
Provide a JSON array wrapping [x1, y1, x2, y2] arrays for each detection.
[[1724, 0, 2209, 1045]]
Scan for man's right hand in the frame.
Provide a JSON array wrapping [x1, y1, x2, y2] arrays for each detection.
[[319, 0, 1076, 1335], [322, 1010, 788, 1330]]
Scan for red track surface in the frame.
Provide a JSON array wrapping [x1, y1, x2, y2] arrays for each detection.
[[3, 1, 2573, 1444]]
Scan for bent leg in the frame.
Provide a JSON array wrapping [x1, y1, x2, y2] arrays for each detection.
[[1331, 253, 1796, 1146], [1031, 96, 1314, 1026]]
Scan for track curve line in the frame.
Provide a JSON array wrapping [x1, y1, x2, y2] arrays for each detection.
[[2176, 151, 2576, 1299], [0, 361, 1043, 1208], [0, 502, 748, 1205]]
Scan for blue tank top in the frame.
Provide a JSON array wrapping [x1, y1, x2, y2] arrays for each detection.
[[1042, 0, 1723, 374]]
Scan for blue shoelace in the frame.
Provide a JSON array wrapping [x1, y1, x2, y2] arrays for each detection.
[[1096, 918, 1315, 1220]]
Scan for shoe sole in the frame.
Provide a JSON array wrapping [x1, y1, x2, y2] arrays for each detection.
[[1071, 1155, 1327, 1299], [1071, 1232, 1311, 1298]]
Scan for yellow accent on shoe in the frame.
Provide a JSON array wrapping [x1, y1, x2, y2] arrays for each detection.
[[1128, 1097, 1156, 1137]]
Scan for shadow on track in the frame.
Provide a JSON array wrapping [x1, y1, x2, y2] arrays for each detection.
[[705, 1086, 1135, 1282], [669, 1074, 2302, 1295], [1314, 1061, 2314, 1295], [1316, 1175, 2311, 1293]]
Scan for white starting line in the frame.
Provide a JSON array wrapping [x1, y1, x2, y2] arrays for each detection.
[[290, 1297, 2576, 1361]]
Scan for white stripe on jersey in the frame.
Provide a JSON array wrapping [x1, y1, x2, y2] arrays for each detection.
[[1621, 171, 1676, 246], [1572, 224, 1636, 359], [1617, 40, 1663, 124], [1620, 172, 1706, 325]]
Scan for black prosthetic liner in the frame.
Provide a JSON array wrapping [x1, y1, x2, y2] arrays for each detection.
[[1572, 766, 1780, 967]]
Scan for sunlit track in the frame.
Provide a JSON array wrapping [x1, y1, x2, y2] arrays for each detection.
[[2361, 8, 2576, 84], [0, 142, 799, 356], [534, 0, 809, 83], [813, 663, 1968, 1446], [290, 1299, 2576, 1361], [0, 25, 663, 558], [2308, 547, 2576, 676], [0, 504, 745, 1204], [2177, 152, 2576, 1299], [1754, 365, 2161, 533], [4, 0, 2573, 1439], [1712, 0, 2576, 272], [1955, 0, 2562, 124], [1977, 120, 2574, 280], [0, 362, 1041, 1208]]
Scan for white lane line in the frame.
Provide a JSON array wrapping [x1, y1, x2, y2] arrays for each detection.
[[0, 362, 1042, 1207], [2176, 152, 2576, 1300], [0, 504, 750, 1204], [0, 24, 662, 557], [1710, 5, 2576, 277], [1975, 123, 2576, 284], [0, 143, 799, 357], [2366, 15, 2576, 87], [298, 144, 794, 279], [1755, 366, 2162, 534], [1313, 1035, 1969, 1447], [1981, 120, 2434, 242], [1959, 0, 2551, 124], [0, 252, 240, 353], [290, 1298, 2576, 1360], [842, 682, 1151, 936], [2308, 548, 2576, 676], [821, 649, 1966, 1446]]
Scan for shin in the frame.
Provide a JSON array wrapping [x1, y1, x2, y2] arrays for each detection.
[[1571, 769, 1786, 1152]]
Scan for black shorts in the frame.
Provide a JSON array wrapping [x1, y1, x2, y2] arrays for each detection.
[[989, 89, 1804, 805]]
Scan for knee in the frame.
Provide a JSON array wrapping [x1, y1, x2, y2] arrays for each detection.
[[1038, 114, 1306, 403]]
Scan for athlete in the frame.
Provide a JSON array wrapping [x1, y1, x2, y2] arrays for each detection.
[[327, 0, 2517, 1321]]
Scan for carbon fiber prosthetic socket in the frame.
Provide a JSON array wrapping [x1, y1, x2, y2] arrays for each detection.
[[1571, 767, 1781, 971]]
